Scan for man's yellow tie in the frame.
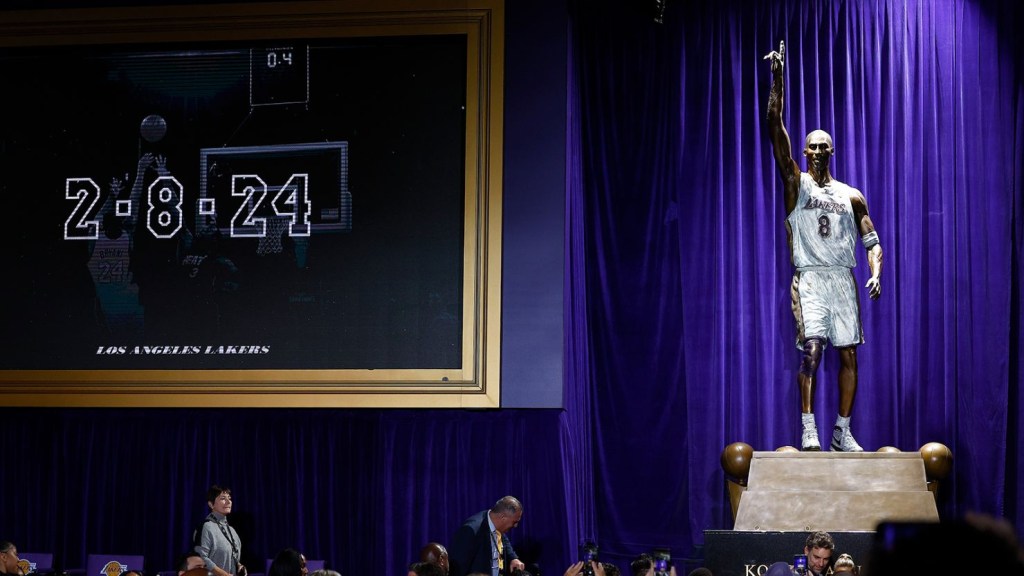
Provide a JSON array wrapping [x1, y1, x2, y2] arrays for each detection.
[[494, 530, 504, 570]]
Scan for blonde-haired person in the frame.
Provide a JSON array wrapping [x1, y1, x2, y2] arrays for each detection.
[[832, 554, 857, 575]]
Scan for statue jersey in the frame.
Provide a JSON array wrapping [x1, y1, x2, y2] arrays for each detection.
[[787, 172, 858, 269]]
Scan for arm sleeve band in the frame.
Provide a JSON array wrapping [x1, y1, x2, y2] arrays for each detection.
[[862, 231, 880, 250]]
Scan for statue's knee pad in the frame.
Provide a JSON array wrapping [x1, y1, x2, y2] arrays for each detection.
[[800, 337, 824, 376]]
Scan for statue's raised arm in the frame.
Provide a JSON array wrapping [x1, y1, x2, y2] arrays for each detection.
[[764, 40, 800, 214]]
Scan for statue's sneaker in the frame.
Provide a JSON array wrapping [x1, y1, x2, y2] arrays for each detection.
[[830, 426, 864, 452], [801, 426, 821, 451]]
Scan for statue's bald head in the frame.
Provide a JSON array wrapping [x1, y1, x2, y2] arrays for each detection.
[[805, 129, 834, 150]]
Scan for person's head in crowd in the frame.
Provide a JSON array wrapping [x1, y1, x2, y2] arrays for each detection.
[[268, 549, 305, 576], [0, 543, 20, 576], [206, 485, 233, 517], [307, 570, 339, 576], [687, 569, 712, 576], [602, 562, 620, 576], [407, 562, 445, 576], [832, 554, 856, 575], [489, 496, 524, 533], [629, 554, 652, 576], [123, 571, 143, 576], [803, 531, 834, 575], [177, 552, 205, 576], [865, 517, 1024, 575], [418, 543, 448, 575]]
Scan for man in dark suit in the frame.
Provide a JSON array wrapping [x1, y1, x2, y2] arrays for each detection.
[[449, 496, 525, 576]]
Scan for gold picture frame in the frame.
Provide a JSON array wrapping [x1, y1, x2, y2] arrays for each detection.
[[0, 0, 504, 407]]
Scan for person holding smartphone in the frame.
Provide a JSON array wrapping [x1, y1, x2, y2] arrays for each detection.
[[765, 531, 835, 576], [625, 553, 677, 576], [801, 532, 835, 576], [563, 561, 604, 576]]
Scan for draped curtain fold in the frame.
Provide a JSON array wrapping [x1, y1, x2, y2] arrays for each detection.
[[562, 20, 599, 557]]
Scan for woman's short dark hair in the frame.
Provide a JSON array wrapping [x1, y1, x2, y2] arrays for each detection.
[[206, 485, 231, 504]]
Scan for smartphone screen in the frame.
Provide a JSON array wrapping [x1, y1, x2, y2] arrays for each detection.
[[653, 549, 671, 572], [580, 542, 599, 562]]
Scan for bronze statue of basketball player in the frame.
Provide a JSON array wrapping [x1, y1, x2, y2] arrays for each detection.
[[764, 41, 884, 451]]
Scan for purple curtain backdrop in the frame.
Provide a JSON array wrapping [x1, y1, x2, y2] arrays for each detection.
[[1, 0, 1022, 574], [0, 409, 575, 576], [567, 0, 1023, 563]]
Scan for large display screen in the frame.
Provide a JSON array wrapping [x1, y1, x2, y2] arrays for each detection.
[[0, 2, 505, 405]]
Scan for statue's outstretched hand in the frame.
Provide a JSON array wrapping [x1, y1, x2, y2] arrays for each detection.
[[865, 276, 881, 300], [763, 40, 785, 74]]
